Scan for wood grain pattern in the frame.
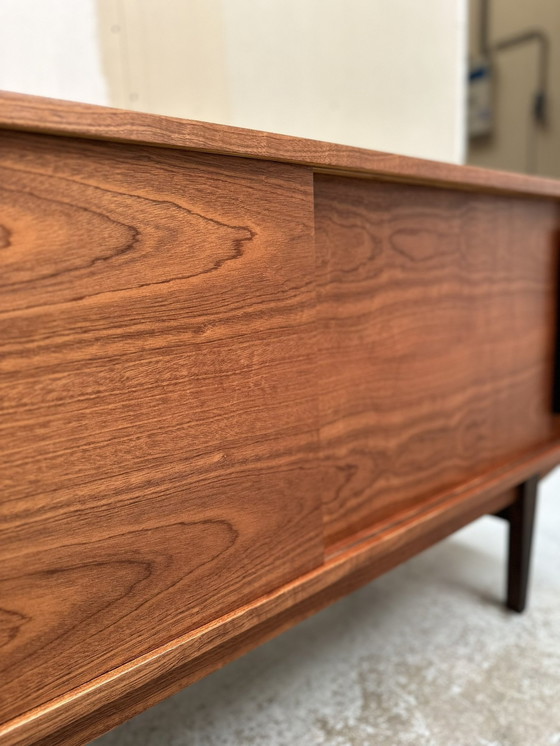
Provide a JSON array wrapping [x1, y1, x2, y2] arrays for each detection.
[[3, 442, 560, 746], [2, 90, 560, 200], [1, 95, 560, 745], [0, 131, 323, 723], [314, 174, 560, 546]]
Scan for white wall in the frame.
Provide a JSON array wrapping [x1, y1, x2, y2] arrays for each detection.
[[97, 0, 467, 163], [0, 0, 107, 105], [0, 0, 467, 163]]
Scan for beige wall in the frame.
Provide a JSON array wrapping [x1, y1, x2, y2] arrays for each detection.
[[97, 0, 467, 163], [468, 0, 560, 176]]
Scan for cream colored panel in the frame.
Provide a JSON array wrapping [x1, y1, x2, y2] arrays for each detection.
[[96, 0, 467, 164], [97, 0, 230, 122]]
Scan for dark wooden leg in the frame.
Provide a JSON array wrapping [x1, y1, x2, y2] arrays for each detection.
[[494, 476, 539, 613]]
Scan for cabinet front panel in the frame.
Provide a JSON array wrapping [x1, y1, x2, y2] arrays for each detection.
[[0, 133, 323, 722], [315, 173, 560, 546]]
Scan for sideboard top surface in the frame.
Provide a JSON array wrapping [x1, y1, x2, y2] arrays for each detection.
[[1, 90, 560, 200]]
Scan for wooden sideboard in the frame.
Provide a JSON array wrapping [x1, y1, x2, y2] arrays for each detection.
[[1, 91, 559, 745]]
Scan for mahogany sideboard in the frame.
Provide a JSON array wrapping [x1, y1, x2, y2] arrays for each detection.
[[1, 91, 560, 745]]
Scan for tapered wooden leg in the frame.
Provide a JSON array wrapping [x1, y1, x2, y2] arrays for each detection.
[[497, 476, 539, 613]]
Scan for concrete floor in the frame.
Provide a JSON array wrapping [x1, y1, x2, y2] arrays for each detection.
[[95, 472, 560, 746]]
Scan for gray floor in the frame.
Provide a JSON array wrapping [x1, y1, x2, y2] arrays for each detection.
[[95, 472, 560, 746]]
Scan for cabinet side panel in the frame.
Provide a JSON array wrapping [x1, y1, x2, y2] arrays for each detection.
[[315, 173, 560, 546], [0, 132, 323, 722]]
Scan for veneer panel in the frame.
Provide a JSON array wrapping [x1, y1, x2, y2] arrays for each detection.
[[0, 132, 323, 722], [314, 174, 560, 545]]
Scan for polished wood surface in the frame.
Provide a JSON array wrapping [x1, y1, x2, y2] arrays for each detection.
[[1, 90, 560, 199], [3, 446, 560, 746], [315, 174, 560, 546], [0, 131, 323, 723], [1, 93, 560, 745]]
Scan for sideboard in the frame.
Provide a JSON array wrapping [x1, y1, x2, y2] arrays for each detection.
[[1, 91, 559, 745]]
